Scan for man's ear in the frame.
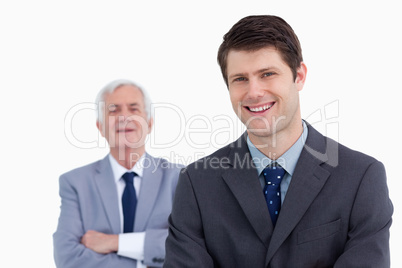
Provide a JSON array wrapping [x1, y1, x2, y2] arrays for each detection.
[[147, 117, 153, 134], [295, 62, 307, 92], [96, 121, 105, 137]]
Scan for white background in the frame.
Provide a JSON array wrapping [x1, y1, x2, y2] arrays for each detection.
[[1, 0, 401, 267]]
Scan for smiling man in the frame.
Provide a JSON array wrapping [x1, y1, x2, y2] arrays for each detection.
[[164, 15, 393, 267], [227, 46, 306, 159], [53, 79, 183, 268]]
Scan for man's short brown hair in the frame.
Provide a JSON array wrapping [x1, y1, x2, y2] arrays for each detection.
[[217, 15, 303, 86]]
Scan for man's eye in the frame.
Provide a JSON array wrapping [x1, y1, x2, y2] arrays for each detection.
[[263, 72, 275, 77], [108, 105, 117, 113], [234, 77, 247, 82]]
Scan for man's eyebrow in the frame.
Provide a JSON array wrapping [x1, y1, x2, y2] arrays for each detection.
[[228, 72, 247, 80], [255, 67, 277, 74], [109, 103, 139, 107]]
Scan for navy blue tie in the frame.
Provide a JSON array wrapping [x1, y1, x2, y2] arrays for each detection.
[[263, 164, 285, 226], [122, 172, 137, 233]]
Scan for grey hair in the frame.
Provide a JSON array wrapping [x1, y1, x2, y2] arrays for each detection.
[[95, 79, 153, 123]]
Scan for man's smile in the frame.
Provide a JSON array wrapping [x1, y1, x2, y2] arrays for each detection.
[[245, 102, 275, 113], [116, 128, 136, 133]]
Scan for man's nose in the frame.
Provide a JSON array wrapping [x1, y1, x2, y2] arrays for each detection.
[[247, 79, 265, 99], [117, 109, 132, 121]]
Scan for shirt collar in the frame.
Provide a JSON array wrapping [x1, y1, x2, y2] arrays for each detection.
[[247, 121, 308, 176], [108, 153, 146, 183]]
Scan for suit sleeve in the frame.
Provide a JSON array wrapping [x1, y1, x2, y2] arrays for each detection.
[[118, 229, 168, 267], [164, 169, 214, 267], [143, 229, 168, 266], [53, 175, 127, 268], [142, 165, 182, 267], [334, 160, 393, 268]]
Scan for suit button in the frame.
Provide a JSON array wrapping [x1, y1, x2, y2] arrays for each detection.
[[152, 257, 164, 263]]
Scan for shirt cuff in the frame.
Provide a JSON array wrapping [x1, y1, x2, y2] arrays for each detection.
[[117, 232, 146, 260]]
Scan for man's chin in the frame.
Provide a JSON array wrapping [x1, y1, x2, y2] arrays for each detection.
[[113, 138, 146, 149], [247, 128, 275, 138]]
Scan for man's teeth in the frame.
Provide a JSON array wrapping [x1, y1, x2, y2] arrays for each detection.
[[249, 103, 273, 112]]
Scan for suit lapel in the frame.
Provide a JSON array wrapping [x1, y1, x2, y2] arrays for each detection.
[[222, 134, 274, 249], [134, 154, 163, 231], [94, 156, 121, 234], [265, 125, 332, 265]]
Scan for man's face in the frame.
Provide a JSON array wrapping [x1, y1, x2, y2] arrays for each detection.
[[97, 85, 152, 149], [226, 47, 306, 140]]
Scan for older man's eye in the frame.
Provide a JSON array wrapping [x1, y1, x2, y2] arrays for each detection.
[[108, 104, 117, 112]]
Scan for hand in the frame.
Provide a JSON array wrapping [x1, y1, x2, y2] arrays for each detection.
[[81, 230, 118, 254]]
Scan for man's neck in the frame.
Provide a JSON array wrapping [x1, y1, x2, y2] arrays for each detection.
[[109, 146, 145, 170], [248, 121, 303, 159]]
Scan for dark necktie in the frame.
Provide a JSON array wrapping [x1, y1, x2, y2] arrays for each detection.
[[263, 164, 285, 226], [122, 172, 137, 233]]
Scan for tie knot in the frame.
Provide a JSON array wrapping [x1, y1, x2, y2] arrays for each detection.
[[122, 172, 136, 184], [263, 164, 285, 184]]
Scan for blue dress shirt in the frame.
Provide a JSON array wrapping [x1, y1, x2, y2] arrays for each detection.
[[247, 121, 308, 204]]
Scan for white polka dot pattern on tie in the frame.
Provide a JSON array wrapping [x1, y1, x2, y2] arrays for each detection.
[[262, 164, 286, 226]]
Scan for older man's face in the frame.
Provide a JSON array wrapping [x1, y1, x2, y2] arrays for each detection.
[[97, 85, 152, 150]]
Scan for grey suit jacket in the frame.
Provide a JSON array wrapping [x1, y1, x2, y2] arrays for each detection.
[[53, 153, 183, 268], [164, 124, 393, 268]]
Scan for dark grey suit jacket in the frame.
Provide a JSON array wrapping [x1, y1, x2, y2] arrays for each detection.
[[164, 124, 393, 268]]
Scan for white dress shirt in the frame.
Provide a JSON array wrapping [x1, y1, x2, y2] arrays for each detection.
[[109, 154, 146, 268]]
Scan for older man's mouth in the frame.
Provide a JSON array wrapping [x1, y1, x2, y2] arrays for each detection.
[[117, 128, 135, 133]]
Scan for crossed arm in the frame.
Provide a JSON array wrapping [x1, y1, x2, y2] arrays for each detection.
[[53, 173, 169, 267], [53, 176, 129, 268], [81, 230, 118, 254]]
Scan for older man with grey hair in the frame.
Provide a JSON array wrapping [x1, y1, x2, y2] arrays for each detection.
[[53, 79, 183, 268]]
